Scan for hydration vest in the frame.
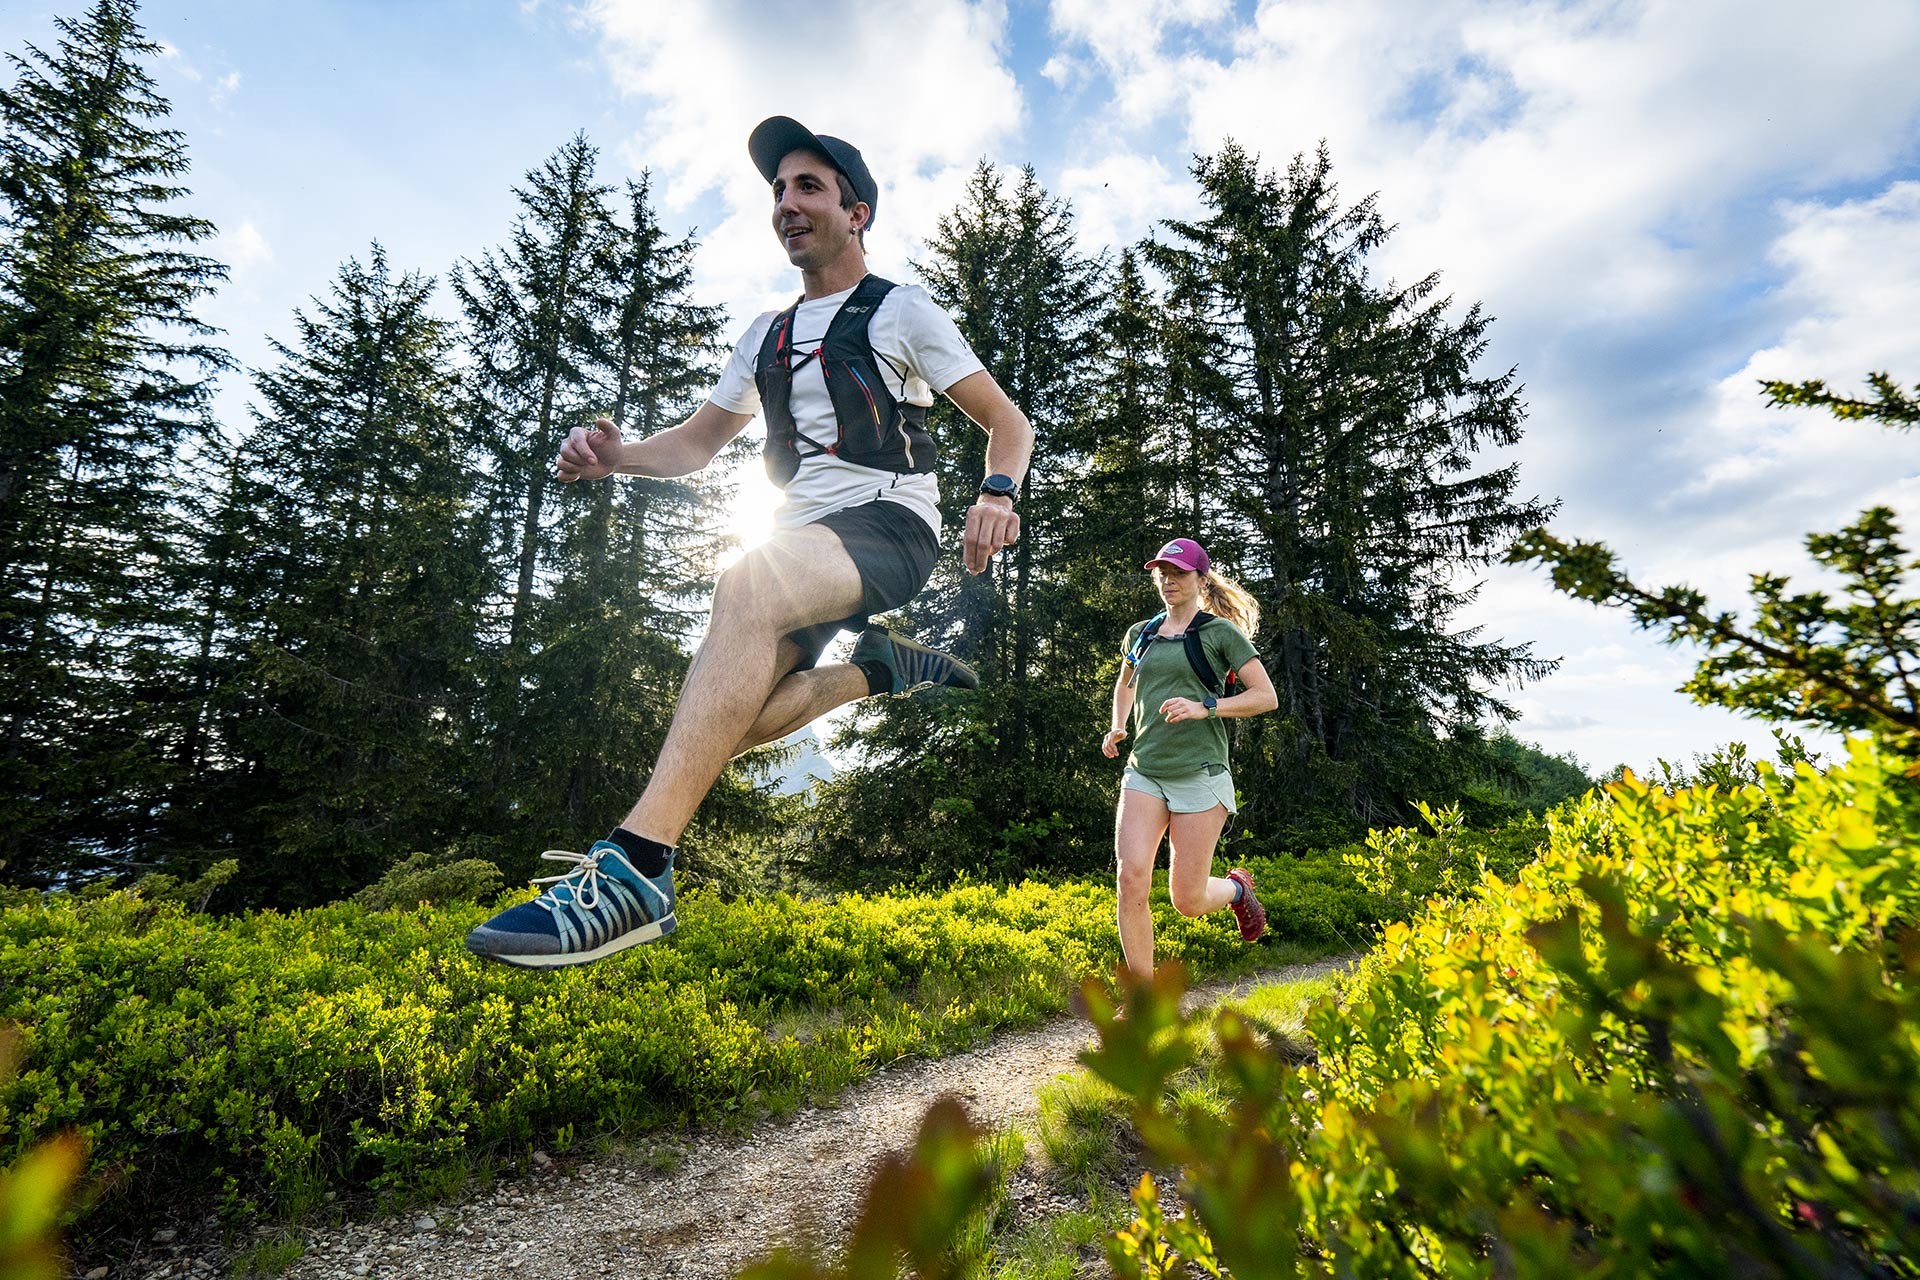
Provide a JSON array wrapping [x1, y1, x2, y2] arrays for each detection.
[[753, 274, 937, 488], [1122, 611, 1243, 697]]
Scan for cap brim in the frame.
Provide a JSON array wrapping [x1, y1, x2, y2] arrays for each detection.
[[749, 115, 832, 184], [1145, 557, 1198, 572]]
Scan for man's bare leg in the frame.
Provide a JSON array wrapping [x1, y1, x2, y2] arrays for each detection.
[[728, 622, 980, 757], [622, 525, 865, 845], [462, 529, 867, 968], [731, 650, 869, 757]]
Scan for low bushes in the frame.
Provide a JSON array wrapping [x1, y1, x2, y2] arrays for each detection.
[[1079, 737, 1920, 1276], [0, 840, 1449, 1235]]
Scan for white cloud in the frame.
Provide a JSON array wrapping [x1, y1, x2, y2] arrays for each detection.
[[581, 0, 1023, 330], [218, 220, 274, 273], [1508, 700, 1598, 732], [1056, 151, 1190, 252], [1470, 574, 1832, 772], [155, 37, 202, 81], [1040, 0, 1920, 351], [1687, 183, 1920, 516], [1039, 53, 1080, 88], [1048, 0, 1232, 124]]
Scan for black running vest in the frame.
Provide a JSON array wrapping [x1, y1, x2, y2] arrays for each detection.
[[753, 274, 937, 488]]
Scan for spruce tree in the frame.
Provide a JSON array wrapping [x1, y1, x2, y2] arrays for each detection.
[[1062, 248, 1184, 640], [453, 133, 613, 669], [807, 164, 1112, 882], [452, 134, 616, 855], [151, 442, 274, 875], [1146, 143, 1556, 836], [201, 246, 486, 904], [0, 0, 229, 882], [499, 174, 762, 870]]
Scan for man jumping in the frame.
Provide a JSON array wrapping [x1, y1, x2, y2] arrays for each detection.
[[467, 116, 1033, 967]]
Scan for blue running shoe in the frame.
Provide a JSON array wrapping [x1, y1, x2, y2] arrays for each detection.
[[850, 626, 979, 696], [465, 842, 675, 968]]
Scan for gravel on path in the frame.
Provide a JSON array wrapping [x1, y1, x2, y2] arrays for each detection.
[[248, 955, 1351, 1280]]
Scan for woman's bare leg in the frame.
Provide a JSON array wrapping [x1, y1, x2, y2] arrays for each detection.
[[1115, 787, 1171, 980], [1166, 804, 1237, 918]]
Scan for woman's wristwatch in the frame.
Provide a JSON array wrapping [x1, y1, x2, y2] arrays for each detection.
[[1203, 696, 1219, 718]]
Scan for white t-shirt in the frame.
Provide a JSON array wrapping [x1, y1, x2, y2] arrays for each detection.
[[709, 281, 985, 536]]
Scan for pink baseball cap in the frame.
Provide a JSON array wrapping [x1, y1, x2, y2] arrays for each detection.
[[1145, 538, 1210, 574]]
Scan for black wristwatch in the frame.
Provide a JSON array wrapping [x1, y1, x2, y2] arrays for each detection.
[[1203, 696, 1219, 718], [978, 473, 1019, 504]]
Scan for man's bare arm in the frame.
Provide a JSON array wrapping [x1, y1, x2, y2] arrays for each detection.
[[943, 369, 1034, 574], [558, 401, 755, 483]]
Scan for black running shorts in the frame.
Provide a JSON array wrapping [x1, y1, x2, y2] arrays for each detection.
[[785, 499, 940, 670]]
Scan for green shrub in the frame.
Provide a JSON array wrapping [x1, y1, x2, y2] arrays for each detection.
[[1297, 739, 1920, 1274], [0, 855, 1378, 1235], [350, 851, 504, 911], [126, 858, 239, 913], [0, 1026, 83, 1280], [835, 737, 1916, 1277], [1343, 801, 1546, 921]]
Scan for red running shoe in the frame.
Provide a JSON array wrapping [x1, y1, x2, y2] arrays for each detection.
[[1226, 868, 1267, 942]]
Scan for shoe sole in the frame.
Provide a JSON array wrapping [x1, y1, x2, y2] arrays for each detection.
[[1228, 870, 1267, 942], [892, 647, 978, 694], [471, 912, 677, 969]]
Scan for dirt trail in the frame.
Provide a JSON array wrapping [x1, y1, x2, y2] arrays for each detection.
[[256, 956, 1350, 1280]]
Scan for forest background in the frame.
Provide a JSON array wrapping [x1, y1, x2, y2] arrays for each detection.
[[6, 0, 1915, 778], [0, 0, 1613, 904], [3, 0, 1919, 906], [8, 6, 1920, 1275]]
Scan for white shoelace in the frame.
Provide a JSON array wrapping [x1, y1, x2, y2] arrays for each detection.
[[532, 846, 624, 914]]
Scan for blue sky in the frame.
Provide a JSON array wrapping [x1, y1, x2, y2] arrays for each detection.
[[6, 0, 1920, 776]]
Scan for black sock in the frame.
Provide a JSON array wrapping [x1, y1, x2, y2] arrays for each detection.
[[856, 659, 891, 697], [606, 827, 673, 878]]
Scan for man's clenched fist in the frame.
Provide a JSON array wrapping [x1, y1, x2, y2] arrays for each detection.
[[557, 416, 622, 482]]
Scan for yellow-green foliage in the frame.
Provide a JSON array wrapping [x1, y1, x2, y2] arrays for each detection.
[[1314, 738, 1918, 1110], [1082, 738, 1920, 1277], [0, 1027, 83, 1280], [0, 873, 1281, 1231]]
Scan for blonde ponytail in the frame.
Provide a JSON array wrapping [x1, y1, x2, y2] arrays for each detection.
[[1199, 569, 1260, 638]]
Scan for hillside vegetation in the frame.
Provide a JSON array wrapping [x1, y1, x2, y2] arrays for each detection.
[[762, 371, 1920, 1279], [0, 830, 1543, 1247]]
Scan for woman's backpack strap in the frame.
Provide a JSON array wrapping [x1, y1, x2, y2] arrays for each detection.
[[1122, 612, 1168, 688]]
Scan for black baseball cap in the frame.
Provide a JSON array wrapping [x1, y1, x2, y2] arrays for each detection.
[[748, 115, 879, 231]]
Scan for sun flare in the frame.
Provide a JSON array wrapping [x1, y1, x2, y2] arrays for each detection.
[[720, 456, 781, 572]]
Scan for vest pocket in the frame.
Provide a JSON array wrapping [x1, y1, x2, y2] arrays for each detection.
[[838, 361, 886, 455]]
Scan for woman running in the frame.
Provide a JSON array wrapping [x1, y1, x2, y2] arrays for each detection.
[[1102, 537, 1279, 979]]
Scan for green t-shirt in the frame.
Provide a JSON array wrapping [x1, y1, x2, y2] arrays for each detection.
[[1121, 616, 1260, 779]]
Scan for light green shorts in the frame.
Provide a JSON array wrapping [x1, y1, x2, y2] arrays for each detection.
[[1121, 764, 1237, 814]]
